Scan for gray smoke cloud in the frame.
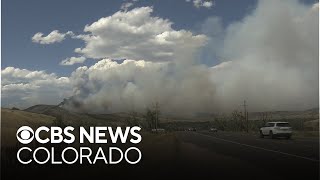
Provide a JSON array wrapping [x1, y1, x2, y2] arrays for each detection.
[[3, 0, 316, 114], [64, 0, 318, 114], [208, 0, 319, 111]]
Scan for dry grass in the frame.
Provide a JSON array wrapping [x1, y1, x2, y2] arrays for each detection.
[[1, 108, 55, 146]]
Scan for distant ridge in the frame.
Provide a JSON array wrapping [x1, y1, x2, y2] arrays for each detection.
[[24, 104, 129, 126], [25, 104, 60, 114]]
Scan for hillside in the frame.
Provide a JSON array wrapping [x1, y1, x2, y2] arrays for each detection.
[[24, 104, 131, 126], [1, 106, 135, 146], [1, 108, 56, 146], [2, 108, 55, 128]]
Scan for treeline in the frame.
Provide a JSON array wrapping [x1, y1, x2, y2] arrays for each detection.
[[151, 110, 317, 132]]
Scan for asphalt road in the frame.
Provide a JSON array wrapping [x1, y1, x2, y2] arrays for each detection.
[[174, 131, 319, 179], [2, 130, 318, 179]]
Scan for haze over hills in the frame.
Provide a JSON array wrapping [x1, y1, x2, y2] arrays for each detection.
[[23, 104, 131, 127], [1, 103, 318, 144], [3, 102, 318, 126], [3, 102, 318, 123], [243, 108, 319, 121]]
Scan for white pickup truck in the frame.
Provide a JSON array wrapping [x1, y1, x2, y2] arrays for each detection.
[[260, 122, 292, 139]]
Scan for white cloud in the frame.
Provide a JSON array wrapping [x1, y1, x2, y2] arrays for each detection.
[[32, 30, 73, 44], [193, 0, 202, 8], [202, 1, 213, 8], [120, 2, 134, 11], [1, 67, 56, 84], [60, 57, 86, 66], [1, 67, 72, 108], [120, 0, 139, 11], [187, 0, 214, 9], [73, 7, 207, 62], [4, 1, 318, 113]]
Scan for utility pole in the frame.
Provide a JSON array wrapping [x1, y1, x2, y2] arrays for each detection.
[[242, 100, 248, 133]]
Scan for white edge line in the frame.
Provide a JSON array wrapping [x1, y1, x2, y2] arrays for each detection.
[[194, 132, 319, 162]]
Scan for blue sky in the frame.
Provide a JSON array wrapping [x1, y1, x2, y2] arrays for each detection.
[[2, 0, 317, 76], [1, 0, 318, 111], [2, 0, 266, 76]]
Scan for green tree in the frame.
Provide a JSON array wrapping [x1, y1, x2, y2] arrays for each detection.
[[144, 102, 160, 130]]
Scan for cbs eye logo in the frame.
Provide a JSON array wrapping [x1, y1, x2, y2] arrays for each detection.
[[16, 126, 34, 144]]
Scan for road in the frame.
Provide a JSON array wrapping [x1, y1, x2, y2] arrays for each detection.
[[174, 131, 319, 179], [2, 130, 318, 179]]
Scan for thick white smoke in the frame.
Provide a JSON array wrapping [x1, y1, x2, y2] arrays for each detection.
[[2, 0, 318, 114], [208, 0, 319, 111], [65, 0, 318, 114], [67, 59, 215, 114]]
